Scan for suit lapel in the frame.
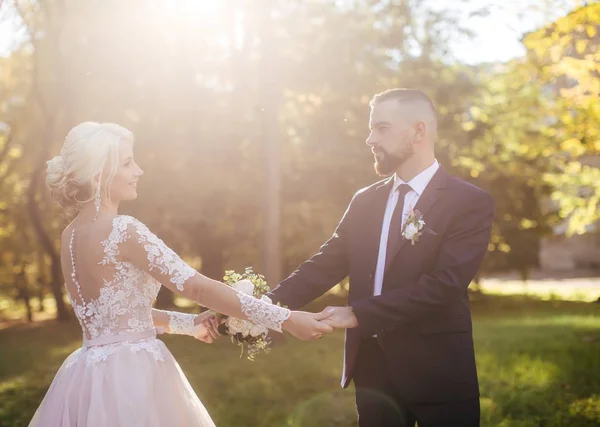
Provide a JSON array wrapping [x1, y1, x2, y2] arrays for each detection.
[[384, 167, 448, 274]]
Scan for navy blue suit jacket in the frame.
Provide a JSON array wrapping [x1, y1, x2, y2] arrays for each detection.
[[270, 167, 494, 403]]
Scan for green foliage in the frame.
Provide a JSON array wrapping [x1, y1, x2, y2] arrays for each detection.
[[523, 4, 600, 235]]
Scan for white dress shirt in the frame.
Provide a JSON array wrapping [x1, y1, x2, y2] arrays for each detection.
[[372, 160, 440, 296]]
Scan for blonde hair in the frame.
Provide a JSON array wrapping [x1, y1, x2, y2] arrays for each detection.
[[46, 122, 134, 210]]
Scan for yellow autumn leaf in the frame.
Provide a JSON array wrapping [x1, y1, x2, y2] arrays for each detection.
[[462, 121, 476, 131], [498, 243, 511, 253], [8, 147, 21, 158], [560, 138, 586, 156], [469, 106, 482, 119], [565, 161, 582, 174], [519, 218, 537, 229], [586, 25, 597, 38]]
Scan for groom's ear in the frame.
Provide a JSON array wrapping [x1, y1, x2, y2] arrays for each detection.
[[413, 121, 426, 142]]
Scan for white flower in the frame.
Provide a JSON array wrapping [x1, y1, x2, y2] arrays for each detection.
[[226, 317, 252, 337], [260, 295, 272, 304], [417, 219, 425, 228], [249, 324, 268, 337], [403, 223, 419, 239], [233, 279, 255, 296]]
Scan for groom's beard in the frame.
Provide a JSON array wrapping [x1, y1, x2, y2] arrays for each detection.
[[373, 144, 414, 176]]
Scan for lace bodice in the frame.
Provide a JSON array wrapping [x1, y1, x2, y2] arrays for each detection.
[[66, 215, 196, 340], [65, 215, 290, 346]]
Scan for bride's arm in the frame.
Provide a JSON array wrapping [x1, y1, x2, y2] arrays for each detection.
[[151, 308, 220, 342], [116, 217, 331, 340]]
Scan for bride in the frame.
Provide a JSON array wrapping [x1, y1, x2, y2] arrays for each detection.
[[29, 122, 333, 426]]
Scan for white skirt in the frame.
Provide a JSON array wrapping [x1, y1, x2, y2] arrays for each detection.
[[29, 331, 215, 427]]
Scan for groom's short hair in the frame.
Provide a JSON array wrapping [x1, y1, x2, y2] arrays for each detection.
[[370, 88, 437, 120]]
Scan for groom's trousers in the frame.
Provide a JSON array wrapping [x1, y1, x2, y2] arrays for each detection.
[[352, 338, 480, 427]]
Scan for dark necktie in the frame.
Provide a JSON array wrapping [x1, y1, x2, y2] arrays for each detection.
[[385, 183, 412, 269]]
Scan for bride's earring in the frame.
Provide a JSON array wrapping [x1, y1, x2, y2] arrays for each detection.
[[93, 182, 101, 222]]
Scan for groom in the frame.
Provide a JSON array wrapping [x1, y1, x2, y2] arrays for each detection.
[[269, 89, 494, 427]]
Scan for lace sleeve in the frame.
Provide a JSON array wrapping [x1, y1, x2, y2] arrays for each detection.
[[151, 309, 197, 336], [237, 293, 291, 332], [107, 216, 197, 293]]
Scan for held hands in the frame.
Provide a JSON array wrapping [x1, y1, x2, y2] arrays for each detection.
[[190, 310, 334, 343], [282, 306, 359, 341], [317, 306, 359, 329], [192, 311, 222, 344], [190, 306, 358, 344], [282, 311, 334, 341]]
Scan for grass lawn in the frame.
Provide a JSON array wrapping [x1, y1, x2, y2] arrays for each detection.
[[0, 295, 599, 426]]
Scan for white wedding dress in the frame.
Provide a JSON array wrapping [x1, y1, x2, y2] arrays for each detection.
[[29, 215, 290, 426]]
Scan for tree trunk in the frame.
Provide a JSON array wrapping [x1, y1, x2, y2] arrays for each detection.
[[37, 281, 46, 312], [22, 288, 33, 323], [28, 168, 69, 321], [37, 251, 46, 312], [259, 1, 282, 284], [16, 270, 33, 323]]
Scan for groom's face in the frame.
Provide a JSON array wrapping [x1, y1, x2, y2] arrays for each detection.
[[366, 100, 416, 176]]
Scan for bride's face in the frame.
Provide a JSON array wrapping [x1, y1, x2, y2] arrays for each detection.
[[103, 141, 143, 203]]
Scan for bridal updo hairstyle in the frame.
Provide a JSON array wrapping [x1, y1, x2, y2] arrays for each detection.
[[46, 122, 134, 210]]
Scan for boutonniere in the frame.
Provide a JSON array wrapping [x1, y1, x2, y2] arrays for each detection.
[[402, 208, 426, 245]]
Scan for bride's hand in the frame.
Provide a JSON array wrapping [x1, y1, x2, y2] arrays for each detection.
[[193, 312, 221, 344], [282, 311, 334, 341]]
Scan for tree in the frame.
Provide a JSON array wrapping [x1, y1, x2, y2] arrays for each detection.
[[524, 3, 600, 235], [456, 4, 600, 278]]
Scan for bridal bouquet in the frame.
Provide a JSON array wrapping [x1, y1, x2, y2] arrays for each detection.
[[214, 267, 281, 360]]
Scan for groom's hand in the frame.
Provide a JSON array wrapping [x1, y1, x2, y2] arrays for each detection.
[[318, 306, 359, 329]]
